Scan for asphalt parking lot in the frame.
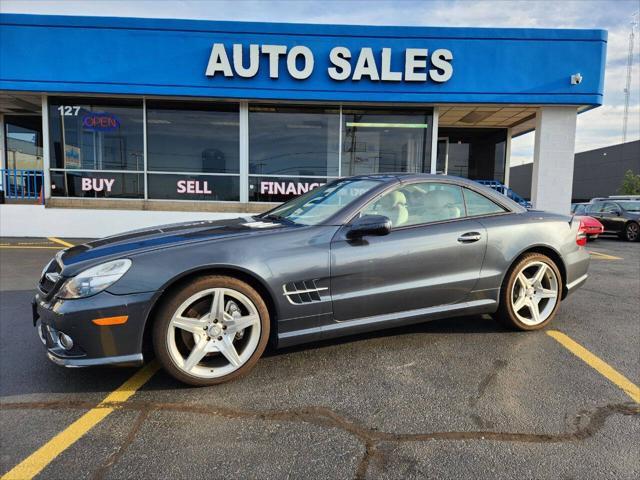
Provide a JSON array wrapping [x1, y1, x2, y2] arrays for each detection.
[[0, 236, 638, 479]]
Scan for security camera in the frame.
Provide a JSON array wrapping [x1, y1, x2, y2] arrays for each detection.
[[571, 73, 583, 85]]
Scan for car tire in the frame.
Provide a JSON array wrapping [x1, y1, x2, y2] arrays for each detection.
[[625, 222, 639, 242], [152, 275, 270, 386], [494, 253, 562, 331]]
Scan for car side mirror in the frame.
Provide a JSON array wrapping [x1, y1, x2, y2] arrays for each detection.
[[347, 215, 392, 239]]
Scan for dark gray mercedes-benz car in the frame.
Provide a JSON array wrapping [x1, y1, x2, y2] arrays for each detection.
[[34, 174, 590, 385]]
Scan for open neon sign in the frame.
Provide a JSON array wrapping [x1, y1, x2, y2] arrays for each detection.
[[82, 113, 120, 131]]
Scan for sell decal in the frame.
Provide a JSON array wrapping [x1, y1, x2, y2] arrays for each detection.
[[177, 180, 213, 194], [82, 112, 121, 131], [260, 181, 324, 196]]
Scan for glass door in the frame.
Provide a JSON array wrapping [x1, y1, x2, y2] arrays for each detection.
[[436, 137, 449, 174]]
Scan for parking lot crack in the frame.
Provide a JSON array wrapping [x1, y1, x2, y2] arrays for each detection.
[[2, 400, 638, 480], [90, 405, 153, 480]]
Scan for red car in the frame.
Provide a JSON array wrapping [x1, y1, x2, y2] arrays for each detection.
[[576, 216, 604, 241]]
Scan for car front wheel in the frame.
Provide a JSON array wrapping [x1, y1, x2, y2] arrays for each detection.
[[153, 276, 270, 386], [494, 253, 562, 331], [625, 222, 639, 242]]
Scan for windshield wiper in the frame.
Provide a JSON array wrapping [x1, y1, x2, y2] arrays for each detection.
[[262, 213, 296, 225]]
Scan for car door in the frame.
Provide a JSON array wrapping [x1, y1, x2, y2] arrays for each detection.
[[330, 181, 487, 321], [596, 202, 623, 232]]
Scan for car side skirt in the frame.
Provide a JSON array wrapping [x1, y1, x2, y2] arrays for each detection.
[[277, 298, 497, 348]]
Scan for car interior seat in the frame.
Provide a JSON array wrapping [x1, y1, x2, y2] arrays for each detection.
[[420, 189, 463, 223], [376, 190, 409, 227]]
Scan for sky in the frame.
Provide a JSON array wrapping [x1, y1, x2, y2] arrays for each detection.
[[1, 0, 639, 166]]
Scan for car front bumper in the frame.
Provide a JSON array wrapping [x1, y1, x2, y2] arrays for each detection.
[[33, 290, 155, 367]]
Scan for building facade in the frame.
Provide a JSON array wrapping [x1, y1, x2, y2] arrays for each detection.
[[0, 14, 607, 235], [510, 140, 640, 203]]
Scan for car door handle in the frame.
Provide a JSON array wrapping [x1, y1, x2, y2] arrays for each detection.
[[457, 232, 482, 243]]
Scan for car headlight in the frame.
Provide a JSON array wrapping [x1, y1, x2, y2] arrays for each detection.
[[57, 259, 132, 299]]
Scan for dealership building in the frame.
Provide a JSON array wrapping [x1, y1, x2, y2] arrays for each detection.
[[0, 14, 606, 236]]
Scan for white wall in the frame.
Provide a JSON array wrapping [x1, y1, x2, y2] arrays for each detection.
[[0, 205, 241, 238], [531, 106, 578, 213]]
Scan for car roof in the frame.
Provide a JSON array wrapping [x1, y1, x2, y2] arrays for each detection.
[[346, 172, 485, 187]]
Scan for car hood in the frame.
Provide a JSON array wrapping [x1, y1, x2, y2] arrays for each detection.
[[59, 216, 292, 269]]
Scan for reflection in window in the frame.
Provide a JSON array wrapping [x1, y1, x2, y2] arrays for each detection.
[[249, 106, 339, 176], [48, 97, 143, 171], [265, 179, 382, 225], [4, 115, 43, 170], [147, 101, 239, 173], [342, 109, 433, 176], [463, 188, 506, 216]]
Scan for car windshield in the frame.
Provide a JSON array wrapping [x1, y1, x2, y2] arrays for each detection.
[[618, 201, 640, 212], [574, 204, 587, 214], [261, 178, 382, 226]]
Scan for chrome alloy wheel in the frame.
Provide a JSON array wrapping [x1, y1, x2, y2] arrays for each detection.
[[626, 222, 639, 242], [167, 288, 261, 379], [510, 261, 559, 326]]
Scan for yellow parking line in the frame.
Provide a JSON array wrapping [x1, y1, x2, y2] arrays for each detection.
[[547, 330, 640, 403], [47, 237, 75, 248], [588, 250, 622, 260], [0, 361, 160, 480]]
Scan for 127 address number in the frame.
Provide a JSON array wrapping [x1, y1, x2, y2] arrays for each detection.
[[57, 106, 81, 116]]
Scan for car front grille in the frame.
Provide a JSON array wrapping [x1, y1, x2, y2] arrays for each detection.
[[39, 257, 63, 296]]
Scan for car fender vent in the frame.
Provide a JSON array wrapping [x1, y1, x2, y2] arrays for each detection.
[[282, 280, 328, 305]]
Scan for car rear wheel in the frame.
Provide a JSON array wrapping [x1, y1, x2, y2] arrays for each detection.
[[494, 253, 562, 331], [153, 276, 270, 386], [625, 222, 639, 242]]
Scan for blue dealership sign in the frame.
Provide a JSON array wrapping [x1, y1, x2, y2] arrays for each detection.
[[0, 14, 606, 105]]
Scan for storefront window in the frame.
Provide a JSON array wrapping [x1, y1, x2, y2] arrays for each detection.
[[341, 109, 433, 176], [146, 101, 239, 173], [43, 100, 443, 203], [48, 97, 143, 199], [145, 101, 240, 201], [248, 105, 340, 202], [49, 97, 144, 171], [249, 106, 340, 176]]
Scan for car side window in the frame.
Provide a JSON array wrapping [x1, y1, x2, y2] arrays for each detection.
[[361, 182, 465, 228], [586, 203, 604, 213], [575, 204, 586, 215], [593, 202, 620, 213], [602, 203, 620, 214], [462, 188, 506, 216]]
